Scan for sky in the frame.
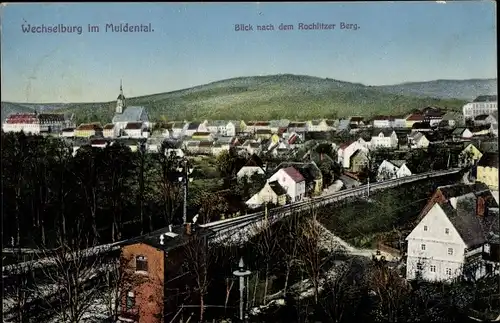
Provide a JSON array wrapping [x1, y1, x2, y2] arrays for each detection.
[[1, 1, 497, 103]]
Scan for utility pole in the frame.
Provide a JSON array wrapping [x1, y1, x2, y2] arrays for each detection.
[[177, 158, 194, 224], [233, 257, 251, 321]]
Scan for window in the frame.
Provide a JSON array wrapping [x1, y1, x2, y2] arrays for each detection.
[[126, 291, 135, 310], [446, 268, 452, 276], [416, 262, 423, 270], [445, 228, 450, 234], [423, 225, 428, 231], [136, 255, 148, 272], [430, 265, 436, 272], [421, 244, 426, 251], [448, 248, 454, 255]]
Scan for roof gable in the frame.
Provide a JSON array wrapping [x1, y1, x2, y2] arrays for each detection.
[[281, 166, 305, 183], [407, 203, 466, 247]]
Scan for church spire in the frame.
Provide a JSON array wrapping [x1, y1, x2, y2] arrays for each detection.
[[116, 79, 126, 114]]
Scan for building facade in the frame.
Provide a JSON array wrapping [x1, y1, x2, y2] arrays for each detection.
[[463, 95, 498, 121]]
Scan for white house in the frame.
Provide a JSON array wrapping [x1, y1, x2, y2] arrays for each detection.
[[376, 160, 412, 181], [236, 154, 266, 180], [306, 119, 330, 132], [61, 128, 75, 137], [462, 95, 497, 121], [124, 122, 144, 138], [225, 121, 238, 137], [267, 166, 306, 202], [205, 120, 228, 136], [2, 112, 67, 134], [245, 181, 287, 209], [370, 129, 398, 149], [452, 127, 473, 139], [406, 191, 499, 282], [170, 122, 188, 138], [337, 139, 370, 169], [185, 122, 208, 137], [371, 116, 394, 128], [407, 132, 430, 149]]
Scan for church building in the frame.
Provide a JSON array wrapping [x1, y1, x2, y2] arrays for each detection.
[[111, 81, 150, 137]]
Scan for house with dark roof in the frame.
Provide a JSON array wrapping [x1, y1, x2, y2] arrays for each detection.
[[370, 129, 398, 149], [245, 180, 288, 209], [477, 152, 499, 190], [407, 184, 499, 282], [411, 122, 433, 132], [267, 166, 306, 202], [184, 122, 208, 137], [405, 113, 425, 128], [236, 154, 265, 180]]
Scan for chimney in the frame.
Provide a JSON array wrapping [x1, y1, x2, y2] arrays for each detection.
[[477, 196, 485, 217], [185, 223, 192, 236]]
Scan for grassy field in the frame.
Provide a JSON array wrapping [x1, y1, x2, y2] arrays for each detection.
[[46, 74, 467, 124], [318, 172, 464, 248]]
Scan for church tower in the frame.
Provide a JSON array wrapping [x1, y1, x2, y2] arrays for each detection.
[[116, 80, 126, 114]]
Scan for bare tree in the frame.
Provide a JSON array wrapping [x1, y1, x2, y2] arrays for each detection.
[[2, 250, 37, 323], [296, 205, 323, 304], [278, 211, 300, 296], [183, 234, 218, 322], [369, 263, 411, 322], [254, 205, 280, 305], [35, 219, 109, 323]]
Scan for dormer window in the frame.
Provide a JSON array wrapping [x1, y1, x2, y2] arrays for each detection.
[[445, 228, 450, 234], [136, 255, 148, 272]]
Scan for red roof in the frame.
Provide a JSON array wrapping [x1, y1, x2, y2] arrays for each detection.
[[282, 166, 305, 183], [339, 141, 354, 150], [406, 113, 424, 121], [125, 122, 143, 130], [288, 134, 298, 144]]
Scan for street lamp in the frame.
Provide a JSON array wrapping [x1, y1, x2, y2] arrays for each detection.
[[233, 257, 251, 321], [177, 158, 194, 224]]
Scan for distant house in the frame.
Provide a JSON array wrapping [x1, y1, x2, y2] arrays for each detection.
[[184, 141, 200, 154], [371, 116, 394, 128], [185, 122, 207, 137], [245, 181, 288, 209], [112, 106, 149, 136], [406, 113, 425, 128], [349, 149, 369, 173], [205, 120, 228, 136], [246, 121, 271, 133], [275, 161, 323, 196], [170, 122, 188, 138], [255, 129, 273, 140], [268, 166, 306, 202], [225, 121, 239, 137], [240, 140, 262, 156], [349, 116, 365, 127], [287, 122, 307, 134], [452, 127, 473, 140], [422, 108, 445, 126], [411, 122, 433, 132], [377, 160, 412, 181], [197, 141, 213, 155], [393, 116, 407, 128], [473, 114, 496, 126], [459, 143, 483, 167], [306, 119, 330, 132], [103, 124, 115, 138], [192, 132, 214, 141], [74, 123, 103, 138], [236, 154, 266, 180], [462, 95, 498, 121], [146, 137, 164, 153], [370, 129, 398, 149], [61, 128, 75, 137], [407, 131, 430, 149], [124, 122, 144, 138], [337, 119, 351, 132], [477, 152, 499, 190], [211, 142, 230, 156], [337, 139, 369, 168], [406, 184, 499, 282], [470, 125, 491, 137], [441, 111, 462, 128]]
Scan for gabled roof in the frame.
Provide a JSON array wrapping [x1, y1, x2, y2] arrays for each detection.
[[478, 152, 498, 168], [371, 128, 394, 137], [473, 95, 497, 102], [187, 122, 201, 130], [125, 122, 143, 130], [350, 116, 364, 122], [389, 160, 406, 168], [438, 182, 491, 200], [474, 114, 491, 121], [406, 113, 424, 121], [112, 106, 146, 123], [103, 124, 115, 130], [282, 166, 305, 183], [268, 181, 287, 196], [244, 154, 264, 168], [452, 127, 470, 135], [411, 122, 432, 129], [76, 123, 103, 131]]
